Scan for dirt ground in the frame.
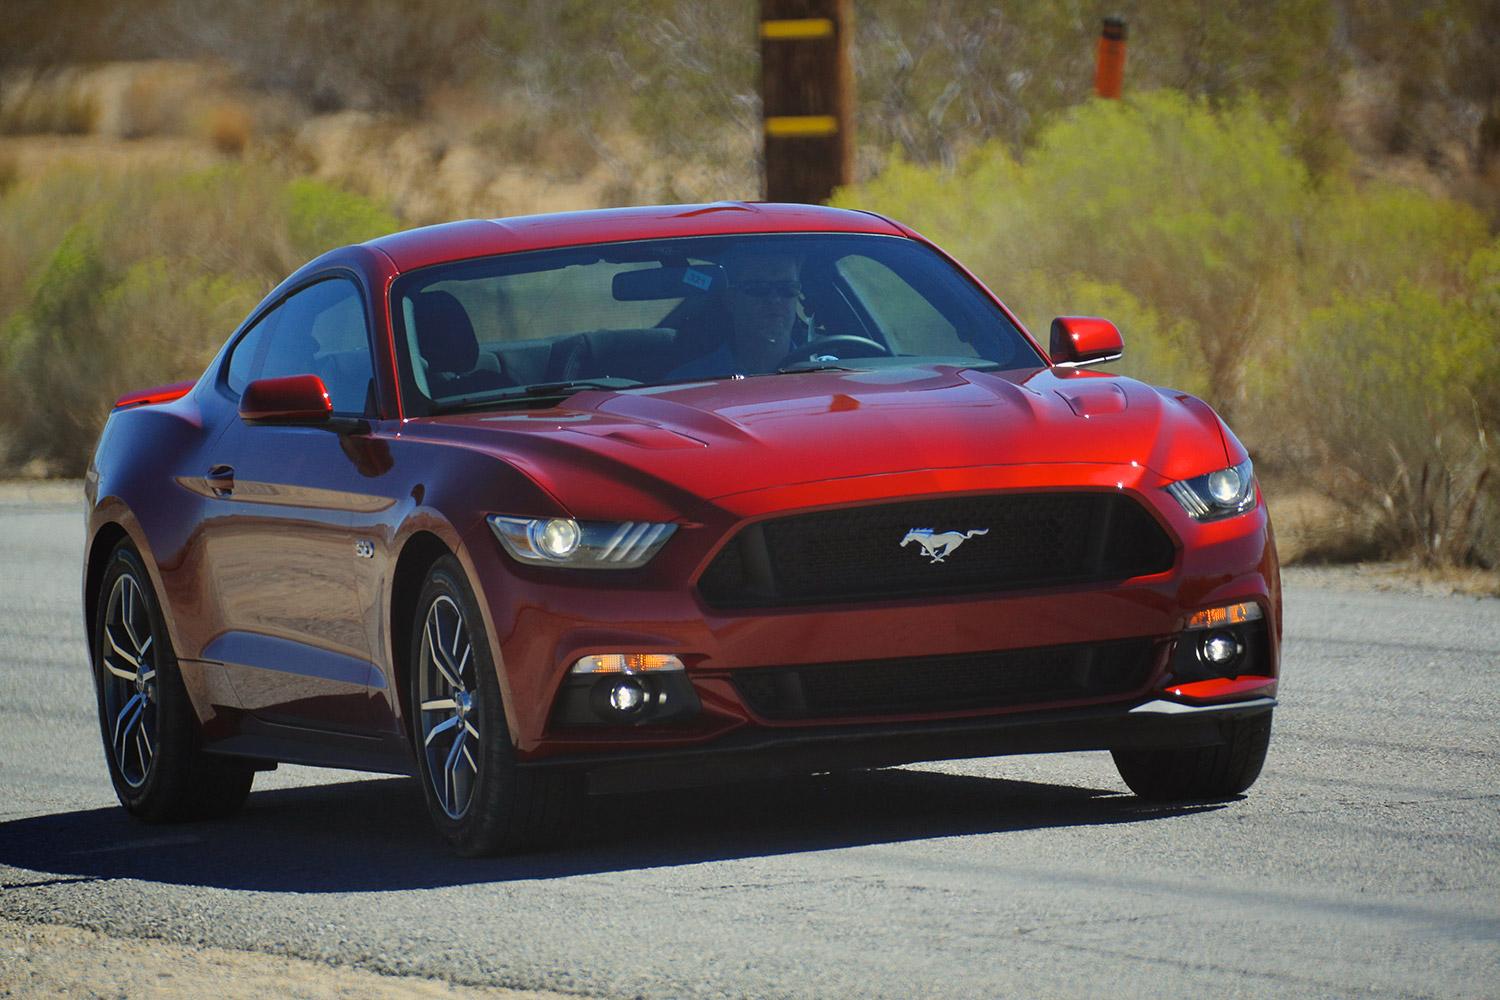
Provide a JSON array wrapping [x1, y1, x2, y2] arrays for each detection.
[[0, 917, 569, 1000]]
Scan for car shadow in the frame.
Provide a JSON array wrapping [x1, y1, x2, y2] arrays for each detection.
[[0, 767, 1228, 893]]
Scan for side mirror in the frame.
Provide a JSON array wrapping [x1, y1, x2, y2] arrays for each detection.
[[1049, 317, 1123, 367], [239, 374, 333, 424]]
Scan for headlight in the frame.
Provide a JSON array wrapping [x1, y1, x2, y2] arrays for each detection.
[[487, 515, 676, 568], [1165, 459, 1257, 521]]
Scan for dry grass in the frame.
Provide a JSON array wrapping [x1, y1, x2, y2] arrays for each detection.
[[0, 72, 98, 135], [1265, 487, 1385, 565], [206, 102, 253, 156]]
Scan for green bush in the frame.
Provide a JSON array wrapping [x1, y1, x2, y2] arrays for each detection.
[[0, 165, 397, 475]]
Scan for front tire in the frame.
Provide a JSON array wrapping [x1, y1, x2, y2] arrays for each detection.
[[408, 555, 573, 856], [1112, 711, 1272, 800], [92, 541, 254, 821]]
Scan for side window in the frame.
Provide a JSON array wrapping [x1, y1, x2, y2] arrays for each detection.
[[224, 278, 375, 414], [226, 308, 279, 396]]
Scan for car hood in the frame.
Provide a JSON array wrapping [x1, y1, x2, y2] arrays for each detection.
[[407, 365, 1232, 516]]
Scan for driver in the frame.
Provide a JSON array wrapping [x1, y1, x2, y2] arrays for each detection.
[[665, 250, 802, 379]]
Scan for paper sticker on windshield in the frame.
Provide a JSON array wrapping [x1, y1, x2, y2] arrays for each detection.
[[682, 268, 714, 291]]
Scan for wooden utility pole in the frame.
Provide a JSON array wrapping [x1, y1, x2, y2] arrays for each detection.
[[759, 0, 852, 204]]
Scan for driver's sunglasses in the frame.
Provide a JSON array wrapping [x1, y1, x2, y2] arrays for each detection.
[[732, 280, 801, 300]]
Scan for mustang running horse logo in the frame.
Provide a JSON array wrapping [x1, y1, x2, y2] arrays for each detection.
[[900, 527, 990, 563]]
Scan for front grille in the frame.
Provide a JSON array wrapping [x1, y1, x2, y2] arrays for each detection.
[[732, 638, 1157, 721], [698, 492, 1174, 608]]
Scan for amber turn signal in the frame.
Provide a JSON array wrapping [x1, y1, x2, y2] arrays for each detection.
[[1186, 602, 1263, 631]]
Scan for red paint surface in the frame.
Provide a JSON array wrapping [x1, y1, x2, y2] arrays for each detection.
[[1165, 675, 1279, 703]]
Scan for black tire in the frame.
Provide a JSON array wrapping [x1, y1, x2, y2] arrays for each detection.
[[408, 555, 575, 856], [92, 541, 254, 821], [1112, 711, 1272, 801]]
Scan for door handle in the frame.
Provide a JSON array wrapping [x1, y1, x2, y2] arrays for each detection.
[[205, 465, 235, 497]]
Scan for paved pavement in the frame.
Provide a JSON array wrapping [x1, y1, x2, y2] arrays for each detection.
[[1, 492, 1497, 998]]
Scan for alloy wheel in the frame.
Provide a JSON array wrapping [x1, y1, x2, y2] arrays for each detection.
[[100, 572, 158, 788], [417, 594, 481, 819]]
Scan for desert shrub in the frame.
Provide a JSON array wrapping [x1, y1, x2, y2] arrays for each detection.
[[1302, 180, 1490, 298], [1286, 280, 1496, 566], [0, 71, 98, 135], [0, 165, 397, 474]]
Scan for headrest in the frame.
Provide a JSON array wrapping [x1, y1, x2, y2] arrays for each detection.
[[412, 291, 479, 374]]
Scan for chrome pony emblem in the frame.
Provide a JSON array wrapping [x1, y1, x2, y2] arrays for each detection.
[[900, 527, 990, 563]]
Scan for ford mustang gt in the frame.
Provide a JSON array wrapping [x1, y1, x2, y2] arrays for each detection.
[[85, 203, 1280, 854]]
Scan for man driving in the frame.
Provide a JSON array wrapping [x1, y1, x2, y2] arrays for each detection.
[[665, 250, 802, 380]]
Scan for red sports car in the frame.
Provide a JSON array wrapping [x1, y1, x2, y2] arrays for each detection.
[[85, 203, 1279, 854]]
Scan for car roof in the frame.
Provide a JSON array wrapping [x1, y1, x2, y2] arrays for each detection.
[[364, 202, 910, 273]]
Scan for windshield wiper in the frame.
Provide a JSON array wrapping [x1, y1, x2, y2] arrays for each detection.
[[776, 361, 860, 374], [431, 378, 640, 413], [508, 378, 640, 397]]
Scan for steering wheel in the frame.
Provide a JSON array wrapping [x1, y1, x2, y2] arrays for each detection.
[[780, 334, 890, 367]]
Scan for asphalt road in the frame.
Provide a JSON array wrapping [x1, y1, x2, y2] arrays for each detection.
[[2, 492, 1497, 999]]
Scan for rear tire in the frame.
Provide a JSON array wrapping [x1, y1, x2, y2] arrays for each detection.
[[92, 541, 254, 821], [408, 555, 575, 856], [1112, 711, 1272, 800]]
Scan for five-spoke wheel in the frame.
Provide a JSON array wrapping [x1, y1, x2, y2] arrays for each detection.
[[100, 572, 159, 787], [408, 555, 576, 855], [417, 594, 482, 819]]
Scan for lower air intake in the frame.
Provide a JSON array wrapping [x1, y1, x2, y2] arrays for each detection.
[[731, 638, 1157, 721]]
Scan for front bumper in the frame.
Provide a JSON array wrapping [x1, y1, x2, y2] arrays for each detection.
[[460, 462, 1281, 758], [536, 695, 1278, 795]]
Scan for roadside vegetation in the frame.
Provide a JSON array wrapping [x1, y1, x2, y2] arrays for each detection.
[[0, 0, 1495, 572], [0, 166, 396, 470]]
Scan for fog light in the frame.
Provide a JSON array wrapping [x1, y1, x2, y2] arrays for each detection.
[[607, 678, 647, 714], [1201, 631, 1241, 665]]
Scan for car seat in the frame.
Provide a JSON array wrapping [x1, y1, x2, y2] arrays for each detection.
[[411, 291, 514, 397]]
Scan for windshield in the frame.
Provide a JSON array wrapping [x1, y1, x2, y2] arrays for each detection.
[[389, 233, 1040, 414]]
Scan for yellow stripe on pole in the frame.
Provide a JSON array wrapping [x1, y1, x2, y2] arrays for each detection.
[[765, 115, 839, 138], [760, 17, 835, 40]]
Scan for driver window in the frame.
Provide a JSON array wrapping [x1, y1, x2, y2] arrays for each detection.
[[225, 278, 375, 414]]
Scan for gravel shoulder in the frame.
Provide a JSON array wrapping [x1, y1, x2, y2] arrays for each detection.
[[0, 917, 569, 999]]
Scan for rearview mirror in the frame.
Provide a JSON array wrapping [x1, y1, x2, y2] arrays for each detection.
[[239, 374, 333, 425], [1049, 317, 1123, 367]]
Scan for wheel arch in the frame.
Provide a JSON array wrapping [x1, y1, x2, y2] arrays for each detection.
[[84, 521, 132, 663], [390, 530, 455, 740]]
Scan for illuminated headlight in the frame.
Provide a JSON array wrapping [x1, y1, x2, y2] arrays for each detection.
[[488, 516, 676, 568], [1165, 459, 1257, 521]]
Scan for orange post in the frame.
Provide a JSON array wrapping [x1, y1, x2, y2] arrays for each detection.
[[1094, 16, 1127, 99]]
